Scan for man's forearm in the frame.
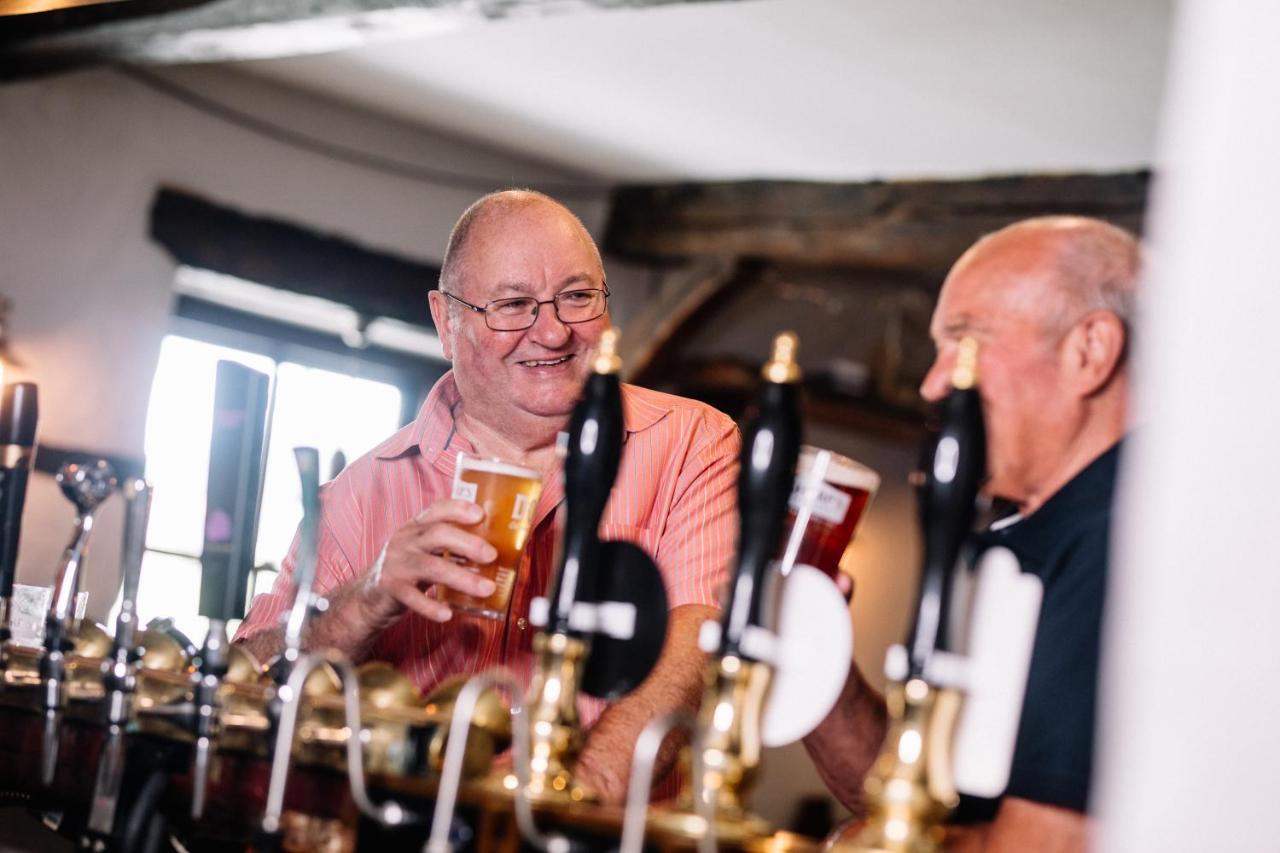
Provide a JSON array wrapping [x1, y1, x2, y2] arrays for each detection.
[[802, 661, 888, 817], [235, 574, 390, 665], [574, 604, 715, 803]]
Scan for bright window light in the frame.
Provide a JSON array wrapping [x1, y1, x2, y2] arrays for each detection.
[[131, 334, 403, 641]]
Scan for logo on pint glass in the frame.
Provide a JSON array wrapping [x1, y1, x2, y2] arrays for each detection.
[[510, 492, 534, 529]]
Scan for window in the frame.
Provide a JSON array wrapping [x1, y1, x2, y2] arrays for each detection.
[[131, 329, 408, 641]]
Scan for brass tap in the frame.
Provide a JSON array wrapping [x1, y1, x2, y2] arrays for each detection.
[[835, 678, 960, 853], [656, 653, 774, 841], [511, 631, 592, 801], [762, 331, 802, 384], [593, 327, 623, 376], [951, 337, 979, 391]]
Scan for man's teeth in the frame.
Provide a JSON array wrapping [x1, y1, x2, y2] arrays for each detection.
[[521, 356, 570, 367]]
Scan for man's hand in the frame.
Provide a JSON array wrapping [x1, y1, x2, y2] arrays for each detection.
[[361, 499, 502, 627], [237, 499, 502, 664], [573, 604, 715, 804]]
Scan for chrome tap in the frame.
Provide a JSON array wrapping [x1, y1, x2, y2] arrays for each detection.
[[40, 459, 117, 787]]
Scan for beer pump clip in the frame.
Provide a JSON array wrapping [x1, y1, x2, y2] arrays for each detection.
[[0, 383, 38, 662], [256, 448, 420, 851], [837, 338, 1042, 852], [40, 457, 118, 787], [631, 331, 808, 848]]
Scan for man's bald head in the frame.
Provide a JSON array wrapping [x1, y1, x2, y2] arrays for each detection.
[[953, 216, 1142, 345], [438, 189, 603, 304], [925, 215, 1140, 511]]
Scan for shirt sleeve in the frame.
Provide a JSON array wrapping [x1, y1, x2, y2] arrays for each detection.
[[233, 482, 359, 644], [653, 411, 740, 610]]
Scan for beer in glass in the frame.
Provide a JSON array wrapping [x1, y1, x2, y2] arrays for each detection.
[[778, 446, 880, 581], [437, 453, 543, 619]]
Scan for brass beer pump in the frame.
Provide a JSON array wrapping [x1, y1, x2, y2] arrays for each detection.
[[430, 327, 673, 852], [837, 337, 986, 853], [641, 331, 804, 846], [521, 326, 628, 803]]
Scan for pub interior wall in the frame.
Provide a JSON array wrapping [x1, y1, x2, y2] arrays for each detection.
[[1, 63, 917, 834], [0, 64, 640, 615]]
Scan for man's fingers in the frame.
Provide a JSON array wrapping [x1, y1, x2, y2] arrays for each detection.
[[413, 499, 485, 526], [408, 523, 497, 566], [394, 584, 454, 623], [391, 552, 497, 599]]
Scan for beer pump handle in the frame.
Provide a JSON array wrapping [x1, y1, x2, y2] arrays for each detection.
[[545, 329, 624, 635], [113, 478, 153, 655], [0, 383, 37, 613], [281, 447, 322, 675], [716, 332, 803, 661], [906, 337, 986, 678]]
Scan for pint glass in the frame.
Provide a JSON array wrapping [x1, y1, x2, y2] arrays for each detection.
[[778, 446, 880, 581], [437, 453, 544, 620]]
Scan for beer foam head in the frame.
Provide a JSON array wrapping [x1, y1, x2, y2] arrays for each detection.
[[798, 446, 881, 493], [456, 453, 542, 482]]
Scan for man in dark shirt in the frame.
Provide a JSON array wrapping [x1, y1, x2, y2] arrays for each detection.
[[804, 216, 1140, 852]]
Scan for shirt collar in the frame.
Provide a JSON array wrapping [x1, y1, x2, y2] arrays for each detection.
[[374, 373, 673, 463], [975, 437, 1124, 559]]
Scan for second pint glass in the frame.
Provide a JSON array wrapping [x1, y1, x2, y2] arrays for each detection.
[[778, 446, 880, 581], [438, 453, 543, 620]]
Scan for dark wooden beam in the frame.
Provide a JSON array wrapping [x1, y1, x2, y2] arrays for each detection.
[[0, 0, 739, 79], [150, 187, 439, 331], [605, 171, 1150, 271]]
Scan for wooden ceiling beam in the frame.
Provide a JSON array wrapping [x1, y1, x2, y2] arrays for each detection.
[[605, 171, 1150, 271]]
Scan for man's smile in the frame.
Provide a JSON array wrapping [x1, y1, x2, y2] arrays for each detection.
[[516, 354, 574, 369]]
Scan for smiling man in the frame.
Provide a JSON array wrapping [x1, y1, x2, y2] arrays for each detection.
[[236, 190, 739, 800], [805, 216, 1138, 851]]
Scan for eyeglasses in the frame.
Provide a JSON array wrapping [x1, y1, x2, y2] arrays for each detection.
[[441, 286, 610, 332]]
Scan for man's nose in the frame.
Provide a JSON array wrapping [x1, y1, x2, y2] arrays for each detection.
[[919, 356, 952, 403], [526, 302, 572, 347]]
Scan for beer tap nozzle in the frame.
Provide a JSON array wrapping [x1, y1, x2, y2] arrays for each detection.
[[40, 459, 116, 788], [280, 446, 323, 682], [87, 477, 153, 840]]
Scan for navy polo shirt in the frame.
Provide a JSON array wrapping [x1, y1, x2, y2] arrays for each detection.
[[954, 441, 1120, 821]]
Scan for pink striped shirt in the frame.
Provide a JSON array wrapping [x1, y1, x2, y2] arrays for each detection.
[[236, 371, 739, 727]]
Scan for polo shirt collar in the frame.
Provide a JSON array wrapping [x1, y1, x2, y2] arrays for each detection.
[[975, 438, 1124, 567]]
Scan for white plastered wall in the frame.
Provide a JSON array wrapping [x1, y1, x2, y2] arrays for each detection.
[[0, 65, 622, 618]]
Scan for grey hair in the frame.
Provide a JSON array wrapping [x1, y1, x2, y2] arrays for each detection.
[[438, 189, 602, 312]]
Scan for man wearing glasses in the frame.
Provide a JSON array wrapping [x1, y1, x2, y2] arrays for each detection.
[[237, 190, 738, 802]]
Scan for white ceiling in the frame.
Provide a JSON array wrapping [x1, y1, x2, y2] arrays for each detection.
[[239, 0, 1173, 183]]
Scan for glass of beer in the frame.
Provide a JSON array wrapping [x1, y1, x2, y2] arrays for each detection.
[[777, 446, 880, 581], [437, 453, 544, 620]]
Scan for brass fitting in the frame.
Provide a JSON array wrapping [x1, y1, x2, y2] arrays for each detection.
[[762, 332, 802, 384]]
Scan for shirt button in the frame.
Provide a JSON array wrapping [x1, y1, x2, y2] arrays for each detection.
[[516, 617, 528, 631]]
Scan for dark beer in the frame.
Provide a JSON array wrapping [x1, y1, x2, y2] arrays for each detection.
[[778, 446, 880, 581]]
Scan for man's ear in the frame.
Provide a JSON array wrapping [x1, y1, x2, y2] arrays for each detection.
[[1063, 310, 1127, 397], [427, 290, 455, 361]]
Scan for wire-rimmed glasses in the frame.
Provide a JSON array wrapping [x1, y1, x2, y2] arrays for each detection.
[[442, 286, 610, 332]]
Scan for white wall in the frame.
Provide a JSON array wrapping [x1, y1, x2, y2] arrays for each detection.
[[0, 64, 624, 617], [1096, 2, 1280, 850]]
